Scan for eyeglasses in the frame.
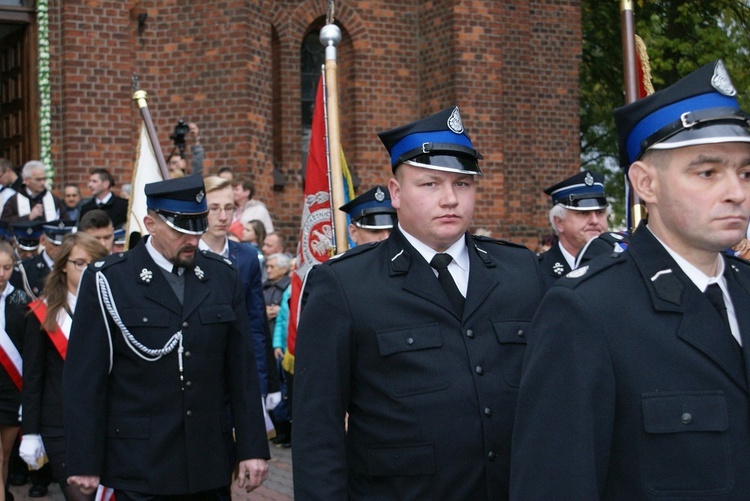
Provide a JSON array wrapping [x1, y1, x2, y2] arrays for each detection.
[[67, 259, 91, 270], [208, 206, 235, 215]]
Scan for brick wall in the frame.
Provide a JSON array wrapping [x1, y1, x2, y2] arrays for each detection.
[[46, 0, 581, 248]]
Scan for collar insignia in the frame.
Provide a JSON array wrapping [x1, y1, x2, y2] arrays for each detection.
[[553, 262, 565, 276], [140, 268, 153, 283], [94, 260, 104, 268], [194, 266, 205, 280]]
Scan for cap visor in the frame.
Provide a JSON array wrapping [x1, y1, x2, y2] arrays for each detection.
[[650, 123, 750, 151], [403, 154, 481, 175], [158, 212, 208, 235], [354, 213, 397, 230]]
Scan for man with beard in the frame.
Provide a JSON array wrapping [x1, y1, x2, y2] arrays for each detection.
[[538, 170, 609, 288], [62, 176, 269, 499]]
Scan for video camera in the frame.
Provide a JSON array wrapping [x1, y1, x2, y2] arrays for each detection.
[[170, 118, 190, 157]]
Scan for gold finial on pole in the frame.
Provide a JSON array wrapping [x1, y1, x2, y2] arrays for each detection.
[[131, 73, 170, 179], [320, 22, 348, 254]]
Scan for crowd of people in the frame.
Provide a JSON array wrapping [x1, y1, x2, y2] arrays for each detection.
[[0, 59, 747, 499]]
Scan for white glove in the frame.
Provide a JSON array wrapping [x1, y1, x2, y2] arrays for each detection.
[[19, 434, 46, 470], [265, 392, 282, 411]]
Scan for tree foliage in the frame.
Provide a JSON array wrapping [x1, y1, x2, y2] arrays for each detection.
[[581, 0, 750, 227]]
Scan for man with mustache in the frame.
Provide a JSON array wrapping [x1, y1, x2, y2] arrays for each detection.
[[62, 176, 270, 499], [293, 106, 545, 499], [512, 60, 750, 498]]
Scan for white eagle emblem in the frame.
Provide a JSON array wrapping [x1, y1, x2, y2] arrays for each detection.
[[711, 60, 737, 97], [447, 107, 464, 134]]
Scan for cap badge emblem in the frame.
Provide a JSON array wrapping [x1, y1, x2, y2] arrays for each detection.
[[25, 228, 33, 235], [196, 190, 205, 203], [447, 107, 464, 134], [375, 186, 385, 202], [139, 268, 153, 283], [711, 60, 737, 97], [57, 221, 65, 229], [584, 172, 594, 186], [566, 266, 589, 279], [194, 266, 205, 280], [553, 262, 565, 276]]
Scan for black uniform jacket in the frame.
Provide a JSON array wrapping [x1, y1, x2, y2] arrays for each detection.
[[78, 195, 129, 227], [22, 308, 65, 435], [0, 289, 29, 424], [19, 253, 51, 298], [537, 242, 570, 290], [511, 224, 750, 499], [62, 240, 270, 495], [293, 228, 545, 500]]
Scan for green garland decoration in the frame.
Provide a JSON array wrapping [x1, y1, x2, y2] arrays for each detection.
[[37, 0, 53, 187]]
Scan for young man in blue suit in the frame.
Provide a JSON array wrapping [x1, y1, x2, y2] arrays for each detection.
[[199, 175, 279, 407]]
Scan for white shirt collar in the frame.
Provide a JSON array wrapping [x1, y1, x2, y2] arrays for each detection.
[[648, 226, 725, 292], [41, 249, 54, 269], [198, 236, 229, 258], [146, 236, 177, 274], [0, 281, 14, 300], [96, 192, 113, 205], [558, 241, 577, 270], [398, 223, 469, 272]]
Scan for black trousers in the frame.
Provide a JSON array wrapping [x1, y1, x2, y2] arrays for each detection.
[[114, 486, 231, 501]]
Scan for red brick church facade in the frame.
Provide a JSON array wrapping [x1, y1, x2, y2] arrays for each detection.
[[0, 0, 581, 247]]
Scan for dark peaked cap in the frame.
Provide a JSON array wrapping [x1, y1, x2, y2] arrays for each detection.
[[614, 60, 750, 169], [377, 106, 483, 175]]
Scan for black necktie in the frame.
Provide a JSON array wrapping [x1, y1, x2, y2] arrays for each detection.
[[171, 264, 181, 276], [705, 283, 733, 338], [430, 253, 464, 317]]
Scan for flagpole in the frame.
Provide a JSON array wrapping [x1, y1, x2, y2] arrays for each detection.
[[320, 22, 349, 254], [620, 0, 645, 231], [132, 75, 170, 180]]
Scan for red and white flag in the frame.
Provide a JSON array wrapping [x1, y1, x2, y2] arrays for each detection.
[[284, 76, 334, 374]]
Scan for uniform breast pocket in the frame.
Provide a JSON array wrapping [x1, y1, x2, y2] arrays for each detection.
[[118, 307, 172, 348], [641, 391, 733, 496], [198, 304, 236, 325], [375, 324, 449, 397], [492, 320, 529, 388]]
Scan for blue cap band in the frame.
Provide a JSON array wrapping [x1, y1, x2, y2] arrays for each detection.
[[390, 130, 473, 166], [147, 196, 207, 215], [626, 92, 739, 163]]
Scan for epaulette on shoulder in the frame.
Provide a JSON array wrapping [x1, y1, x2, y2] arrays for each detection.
[[90, 251, 127, 271], [557, 252, 625, 288], [472, 234, 529, 250], [200, 249, 236, 268], [327, 241, 380, 265]]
